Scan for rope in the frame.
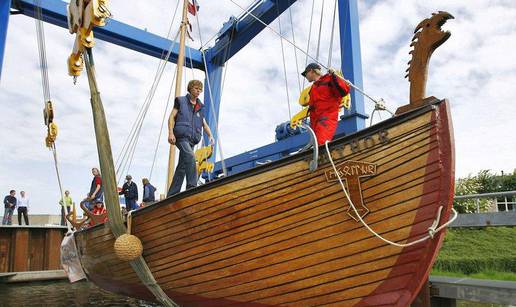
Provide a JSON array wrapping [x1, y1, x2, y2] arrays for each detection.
[[324, 140, 458, 247], [149, 62, 178, 181], [277, 8, 292, 119], [315, 0, 325, 61], [287, 1, 301, 92], [302, 0, 316, 89], [369, 98, 394, 126], [34, 0, 71, 232], [187, 44, 196, 80], [194, 12, 228, 176], [51, 144, 72, 232], [114, 29, 181, 184], [327, 0, 337, 67], [114, 1, 181, 183], [219, 26, 236, 107], [228, 0, 384, 107]]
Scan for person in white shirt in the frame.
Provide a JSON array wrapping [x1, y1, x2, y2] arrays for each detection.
[[17, 190, 30, 225]]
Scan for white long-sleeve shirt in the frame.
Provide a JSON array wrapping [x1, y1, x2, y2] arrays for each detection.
[[17, 196, 30, 210]]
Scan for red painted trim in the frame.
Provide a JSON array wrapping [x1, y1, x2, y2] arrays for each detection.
[[360, 100, 455, 306]]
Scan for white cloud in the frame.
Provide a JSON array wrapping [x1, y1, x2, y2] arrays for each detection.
[[1, 0, 515, 215]]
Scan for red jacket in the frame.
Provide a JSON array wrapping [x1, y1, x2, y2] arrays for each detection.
[[89, 206, 107, 227], [308, 73, 350, 145]]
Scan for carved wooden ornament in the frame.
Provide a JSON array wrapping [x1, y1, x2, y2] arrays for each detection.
[[325, 160, 377, 221]]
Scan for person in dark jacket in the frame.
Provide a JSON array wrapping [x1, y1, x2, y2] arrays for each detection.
[[167, 80, 214, 197], [142, 178, 156, 205], [2, 190, 17, 225], [119, 175, 138, 211]]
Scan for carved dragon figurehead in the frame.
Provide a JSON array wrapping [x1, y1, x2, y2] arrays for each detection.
[[397, 11, 454, 114]]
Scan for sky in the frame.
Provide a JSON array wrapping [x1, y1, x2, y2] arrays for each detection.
[[1, 0, 515, 215]]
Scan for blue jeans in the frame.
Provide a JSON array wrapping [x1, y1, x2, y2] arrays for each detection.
[[2, 207, 14, 225], [167, 139, 197, 197]]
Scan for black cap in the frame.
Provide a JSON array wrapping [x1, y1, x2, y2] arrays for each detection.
[[301, 63, 321, 77]]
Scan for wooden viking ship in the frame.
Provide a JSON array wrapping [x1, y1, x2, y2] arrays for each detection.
[[62, 3, 456, 306]]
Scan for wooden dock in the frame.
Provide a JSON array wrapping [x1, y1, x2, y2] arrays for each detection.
[[0, 225, 66, 273]]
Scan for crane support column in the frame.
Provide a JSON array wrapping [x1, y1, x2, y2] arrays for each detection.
[[338, 0, 368, 133], [203, 53, 224, 163], [0, 0, 12, 82]]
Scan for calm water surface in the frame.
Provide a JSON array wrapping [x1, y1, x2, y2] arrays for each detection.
[[0, 280, 161, 307], [0, 280, 510, 306]]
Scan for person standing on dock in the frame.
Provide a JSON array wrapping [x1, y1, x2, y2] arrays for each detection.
[[59, 190, 74, 226], [2, 190, 17, 225], [167, 80, 215, 197], [301, 63, 350, 145], [17, 190, 30, 225], [119, 175, 138, 211]]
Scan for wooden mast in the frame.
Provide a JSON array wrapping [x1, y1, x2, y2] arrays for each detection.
[[84, 48, 178, 307], [166, 0, 190, 189]]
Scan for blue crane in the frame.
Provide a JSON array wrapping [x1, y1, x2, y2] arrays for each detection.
[[0, 0, 367, 177]]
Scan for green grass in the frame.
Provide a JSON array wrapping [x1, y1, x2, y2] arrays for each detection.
[[432, 227, 516, 281]]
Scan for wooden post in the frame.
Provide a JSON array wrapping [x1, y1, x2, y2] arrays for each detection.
[[45, 229, 63, 270], [166, 0, 189, 189], [13, 229, 29, 272], [0, 228, 11, 272]]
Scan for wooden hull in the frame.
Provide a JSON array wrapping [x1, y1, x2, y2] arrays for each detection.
[[74, 99, 454, 306]]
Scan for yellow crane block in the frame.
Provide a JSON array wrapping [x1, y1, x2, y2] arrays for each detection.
[[195, 145, 214, 175], [66, 0, 111, 78]]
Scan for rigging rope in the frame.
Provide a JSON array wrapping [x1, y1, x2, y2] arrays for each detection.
[[114, 0, 181, 183], [228, 0, 385, 107], [324, 141, 458, 247], [194, 12, 228, 176], [315, 0, 325, 60], [149, 62, 178, 181], [277, 8, 292, 119], [287, 2, 302, 93], [34, 0, 71, 232], [219, 26, 236, 108], [302, 0, 316, 89], [114, 29, 181, 185], [187, 44, 196, 80], [327, 0, 338, 67]]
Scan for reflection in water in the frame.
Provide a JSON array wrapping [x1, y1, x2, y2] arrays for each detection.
[[0, 280, 162, 306]]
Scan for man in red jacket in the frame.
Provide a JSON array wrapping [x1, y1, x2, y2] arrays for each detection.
[[301, 63, 350, 145]]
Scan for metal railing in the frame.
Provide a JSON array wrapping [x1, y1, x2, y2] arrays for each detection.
[[454, 190, 516, 213], [451, 191, 516, 227]]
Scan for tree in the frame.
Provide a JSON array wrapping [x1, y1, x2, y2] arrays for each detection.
[[454, 169, 516, 213], [454, 174, 492, 213]]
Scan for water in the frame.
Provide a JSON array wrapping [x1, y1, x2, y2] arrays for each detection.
[[0, 280, 511, 306], [0, 280, 162, 307]]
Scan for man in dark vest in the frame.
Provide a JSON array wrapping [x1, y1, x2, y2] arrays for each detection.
[[2, 190, 16, 225], [167, 80, 214, 197], [119, 175, 138, 211]]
